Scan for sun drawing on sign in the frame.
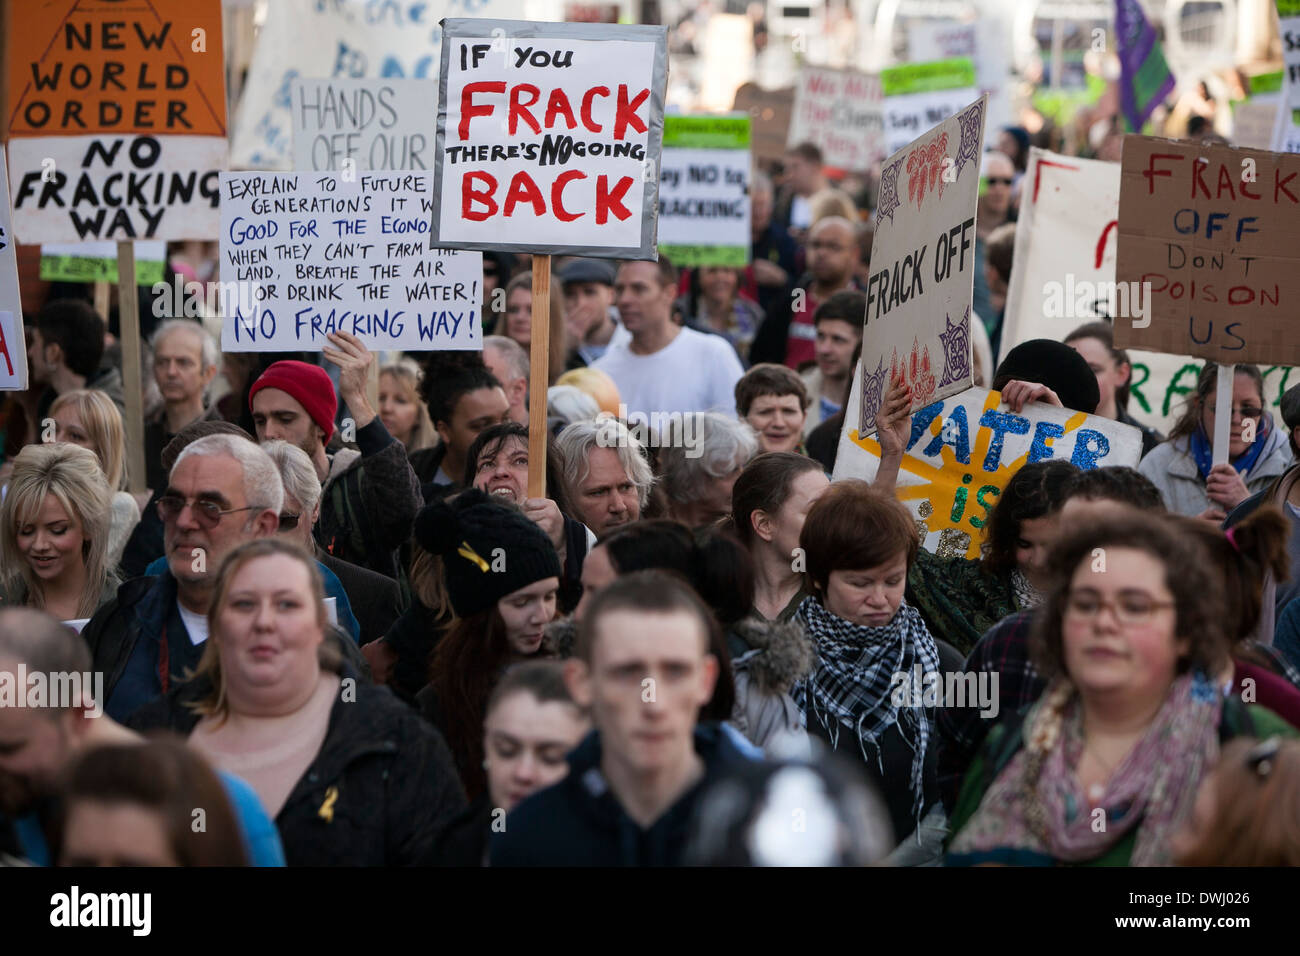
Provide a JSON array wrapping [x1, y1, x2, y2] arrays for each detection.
[[851, 391, 1092, 560]]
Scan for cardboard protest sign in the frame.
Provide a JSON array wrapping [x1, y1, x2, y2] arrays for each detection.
[[857, 95, 986, 437], [1114, 136, 1300, 368], [0, 146, 29, 390], [880, 60, 979, 158], [732, 83, 793, 165], [787, 67, 884, 173], [833, 383, 1143, 558], [6, 0, 227, 243], [218, 171, 482, 352], [429, 19, 668, 259], [40, 241, 166, 285], [291, 78, 438, 173], [229, 0, 530, 170], [657, 115, 750, 267], [998, 148, 1206, 435]]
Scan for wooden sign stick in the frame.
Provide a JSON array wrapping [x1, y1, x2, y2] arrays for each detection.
[[116, 241, 147, 493], [528, 254, 551, 499], [1211, 362, 1234, 466]]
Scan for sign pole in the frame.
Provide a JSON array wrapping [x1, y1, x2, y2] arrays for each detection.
[[528, 254, 551, 499], [116, 241, 146, 494], [93, 281, 110, 328], [1211, 362, 1235, 465]]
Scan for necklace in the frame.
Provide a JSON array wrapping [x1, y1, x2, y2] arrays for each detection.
[[1082, 741, 1120, 803]]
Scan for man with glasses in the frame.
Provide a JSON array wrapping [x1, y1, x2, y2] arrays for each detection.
[[971, 152, 1016, 344], [750, 216, 864, 369], [83, 434, 283, 720]]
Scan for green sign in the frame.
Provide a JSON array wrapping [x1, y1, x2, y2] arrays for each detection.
[[880, 58, 977, 97], [662, 115, 751, 150]]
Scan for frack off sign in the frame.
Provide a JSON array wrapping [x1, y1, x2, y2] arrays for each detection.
[[430, 19, 668, 258], [6, 0, 227, 242], [834, 386, 1143, 558], [857, 94, 986, 436]]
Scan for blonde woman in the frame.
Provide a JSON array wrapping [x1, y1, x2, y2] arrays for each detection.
[[377, 359, 437, 453], [0, 443, 116, 620], [49, 388, 142, 568]]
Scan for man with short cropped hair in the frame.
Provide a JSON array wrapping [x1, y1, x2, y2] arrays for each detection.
[[26, 299, 123, 421], [801, 291, 865, 435], [491, 571, 747, 865], [143, 320, 222, 492], [248, 330, 422, 577], [593, 258, 744, 418]]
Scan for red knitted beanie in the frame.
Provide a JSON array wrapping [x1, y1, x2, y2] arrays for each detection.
[[248, 361, 338, 443]]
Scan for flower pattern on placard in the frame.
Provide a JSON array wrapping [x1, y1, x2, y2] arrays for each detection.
[[955, 99, 985, 180], [876, 156, 904, 225], [906, 131, 950, 209], [938, 308, 972, 388], [860, 356, 887, 432]]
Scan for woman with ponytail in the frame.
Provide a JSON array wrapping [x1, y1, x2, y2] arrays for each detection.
[[1176, 506, 1300, 727]]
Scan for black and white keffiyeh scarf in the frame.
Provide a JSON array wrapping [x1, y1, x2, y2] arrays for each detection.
[[793, 595, 942, 827]]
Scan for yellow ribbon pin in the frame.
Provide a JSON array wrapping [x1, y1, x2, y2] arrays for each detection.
[[318, 785, 339, 823], [458, 540, 491, 572]]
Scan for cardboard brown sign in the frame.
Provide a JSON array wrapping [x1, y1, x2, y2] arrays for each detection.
[[1114, 135, 1300, 366]]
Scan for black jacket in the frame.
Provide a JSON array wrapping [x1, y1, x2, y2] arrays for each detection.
[[381, 598, 450, 707], [316, 418, 423, 580], [126, 666, 467, 865], [316, 546, 402, 645], [490, 723, 748, 866], [84, 572, 371, 721]]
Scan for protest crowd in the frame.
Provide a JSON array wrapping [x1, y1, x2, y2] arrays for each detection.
[[3, 0, 1300, 875]]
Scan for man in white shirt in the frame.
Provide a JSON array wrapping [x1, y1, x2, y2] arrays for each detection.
[[594, 258, 744, 420]]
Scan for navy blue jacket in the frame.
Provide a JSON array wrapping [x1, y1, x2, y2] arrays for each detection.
[[490, 722, 747, 866]]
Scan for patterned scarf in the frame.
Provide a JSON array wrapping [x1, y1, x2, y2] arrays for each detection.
[[949, 671, 1222, 866], [1190, 417, 1270, 481], [792, 595, 942, 827], [1010, 568, 1043, 610]]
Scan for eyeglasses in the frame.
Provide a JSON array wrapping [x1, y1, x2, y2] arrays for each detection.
[[985, 177, 1014, 186], [278, 513, 301, 531], [1205, 404, 1263, 420], [1246, 736, 1281, 778], [1064, 590, 1175, 624], [157, 494, 260, 530]]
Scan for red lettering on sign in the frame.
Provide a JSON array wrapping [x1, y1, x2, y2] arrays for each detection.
[[503, 171, 546, 217], [459, 82, 505, 140], [1276, 168, 1298, 204], [552, 170, 586, 221], [581, 86, 609, 133], [509, 84, 541, 135], [462, 170, 498, 220], [596, 174, 633, 224], [544, 88, 577, 130], [614, 85, 649, 141]]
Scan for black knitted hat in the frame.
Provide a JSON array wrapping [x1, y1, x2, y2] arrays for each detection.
[[993, 339, 1101, 414], [414, 488, 562, 619]]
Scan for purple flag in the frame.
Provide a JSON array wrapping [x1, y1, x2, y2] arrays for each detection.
[[1115, 0, 1177, 132]]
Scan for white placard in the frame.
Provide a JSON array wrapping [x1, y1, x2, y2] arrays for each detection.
[[7, 136, 224, 243], [0, 145, 28, 391], [857, 96, 986, 436], [787, 67, 884, 172], [291, 78, 439, 173], [219, 170, 482, 352]]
